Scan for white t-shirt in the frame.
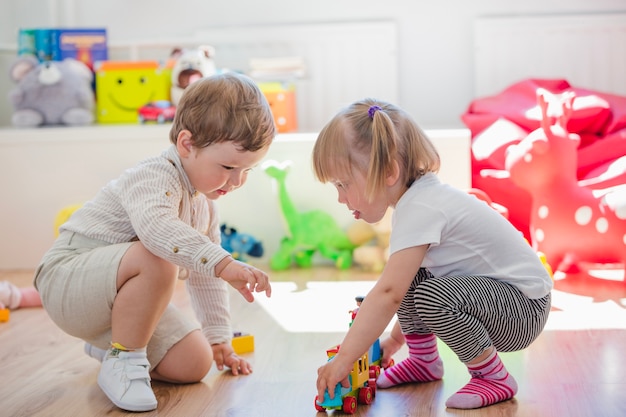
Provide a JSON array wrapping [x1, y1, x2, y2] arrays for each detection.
[[391, 173, 553, 299]]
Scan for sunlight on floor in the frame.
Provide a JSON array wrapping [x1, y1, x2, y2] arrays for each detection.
[[547, 267, 626, 330], [256, 272, 626, 333], [547, 289, 626, 330], [255, 281, 396, 333]]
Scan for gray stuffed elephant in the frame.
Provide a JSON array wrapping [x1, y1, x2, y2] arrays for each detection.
[[8, 55, 95, 127]]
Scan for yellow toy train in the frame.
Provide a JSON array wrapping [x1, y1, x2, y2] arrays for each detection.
[[315, 295, 392, 414], [314, 340, 383, 414]]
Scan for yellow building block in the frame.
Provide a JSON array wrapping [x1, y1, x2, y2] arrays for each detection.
[[0, 308, 10, 322], [231, 332, 254, 354]]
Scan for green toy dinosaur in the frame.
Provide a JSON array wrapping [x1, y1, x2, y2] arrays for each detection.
[[263, 160, 357, 270]]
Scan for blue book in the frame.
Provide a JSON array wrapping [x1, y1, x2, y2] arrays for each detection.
[[34, 28, 52, 61], [49, 28, 108, 70]]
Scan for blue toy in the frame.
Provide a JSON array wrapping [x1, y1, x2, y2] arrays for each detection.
[[220, 224, 264, 262]]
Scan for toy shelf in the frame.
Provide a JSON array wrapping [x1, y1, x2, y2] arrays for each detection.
[[0, 125, 470, 270]]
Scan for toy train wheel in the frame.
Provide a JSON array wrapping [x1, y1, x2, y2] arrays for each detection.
[[370, 365, 381, 378], [367, 378, 377, 397], [314, 395, 325, 412], [342, 396, 357, 414], [358, 386, 373, 405]]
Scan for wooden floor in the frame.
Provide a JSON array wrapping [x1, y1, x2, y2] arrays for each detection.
[[1, 265, 625, 417]]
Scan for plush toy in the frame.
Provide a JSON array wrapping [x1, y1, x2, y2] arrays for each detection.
[[8, 55, 95, 127], [263, 160, 359, 270], [346, 209, 392, 272], [220, 224, 264, 262], [463, 78, 626, 241], [0, 281, 42, 318], [505, 89, 626, 277], [169, 45, 217, 106]]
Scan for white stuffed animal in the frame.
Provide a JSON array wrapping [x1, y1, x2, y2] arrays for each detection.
[[170, 45, 217, 106]]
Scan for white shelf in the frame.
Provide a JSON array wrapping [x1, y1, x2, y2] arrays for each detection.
[[0, 125, 470, 269]]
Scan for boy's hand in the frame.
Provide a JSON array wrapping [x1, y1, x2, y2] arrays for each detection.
[[316, 355, 352, 401], [217, 259, 272, 302], [380, 335, 402, 369], [211, 343, 253, 375]]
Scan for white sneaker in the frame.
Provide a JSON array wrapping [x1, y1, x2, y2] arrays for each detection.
[[97, 350, 157, 412], [84, 343, 107, 362]]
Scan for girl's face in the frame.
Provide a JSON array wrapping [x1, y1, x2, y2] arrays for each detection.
[[179, 135, 269, 200], [331, 168, 390, 224]]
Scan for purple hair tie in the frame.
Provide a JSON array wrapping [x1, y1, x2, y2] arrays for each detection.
[[368, 105, 382, 119]]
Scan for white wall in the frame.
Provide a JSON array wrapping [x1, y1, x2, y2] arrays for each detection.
[[0, 126, 470, 269], [2, 0, 626, 129]]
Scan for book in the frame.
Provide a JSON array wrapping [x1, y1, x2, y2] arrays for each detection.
[[17, 27, 108, 69], [50, 28, 108, 70], [17, 28, 37, 56]]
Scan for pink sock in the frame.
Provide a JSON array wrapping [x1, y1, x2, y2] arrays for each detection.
[[377, 333, 443, 388], [446, 349, 518, 409]]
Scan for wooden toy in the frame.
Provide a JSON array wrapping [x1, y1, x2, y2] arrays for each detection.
[[505, 90, 626, 277]]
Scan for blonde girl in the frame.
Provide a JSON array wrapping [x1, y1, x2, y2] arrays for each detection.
[[313, 99, 552, 409]]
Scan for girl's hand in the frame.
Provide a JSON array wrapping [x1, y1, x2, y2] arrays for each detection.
[[217, 259, 272, 302], [211, 343, 252, 376], [316, 355, 352, 402]]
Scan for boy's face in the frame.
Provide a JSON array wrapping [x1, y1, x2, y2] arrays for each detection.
[[178, 135, 269, 199]]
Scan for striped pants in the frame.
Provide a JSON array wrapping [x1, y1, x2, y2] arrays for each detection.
[[397, 268, 551, 363]]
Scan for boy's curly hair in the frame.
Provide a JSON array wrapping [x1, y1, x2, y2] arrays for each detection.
[[169, 72, 276, 151]]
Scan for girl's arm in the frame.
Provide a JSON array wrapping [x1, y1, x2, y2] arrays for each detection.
[[316, 244, 428, 399]]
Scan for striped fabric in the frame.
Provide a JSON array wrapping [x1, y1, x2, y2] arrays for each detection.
[[60, 145, 234, 344], [397, 268, 551, 363]]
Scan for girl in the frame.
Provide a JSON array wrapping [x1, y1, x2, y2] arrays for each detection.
[[313, 99, 552, 409], [35, 73, 276, 412]]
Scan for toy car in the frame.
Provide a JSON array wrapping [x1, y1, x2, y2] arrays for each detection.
[[137, 100, 176, 123]]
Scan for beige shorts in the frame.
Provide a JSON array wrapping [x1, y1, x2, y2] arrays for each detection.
[[34, 231, 199, 369]]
